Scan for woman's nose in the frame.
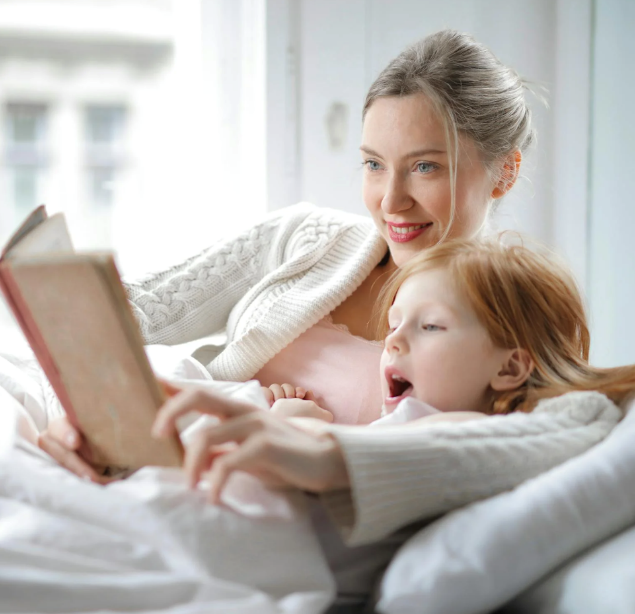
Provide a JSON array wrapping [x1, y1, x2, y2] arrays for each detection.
[[381, 173, 413, 215]]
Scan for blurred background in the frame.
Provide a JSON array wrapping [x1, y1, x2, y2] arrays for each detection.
[[0, 0, 632, 367]]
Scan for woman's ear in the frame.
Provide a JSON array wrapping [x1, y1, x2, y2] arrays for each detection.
[[491, 150, 522, 199], [491, 347, 534, 391]]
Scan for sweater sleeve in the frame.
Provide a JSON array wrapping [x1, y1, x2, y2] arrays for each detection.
[[320, 391, 622, 546], [123, 204, 315, 345]]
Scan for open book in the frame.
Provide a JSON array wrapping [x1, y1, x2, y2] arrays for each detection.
[[0, 206, 183, 471]]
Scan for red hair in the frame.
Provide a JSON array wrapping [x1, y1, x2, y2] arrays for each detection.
[[378, 238, 634, 414]]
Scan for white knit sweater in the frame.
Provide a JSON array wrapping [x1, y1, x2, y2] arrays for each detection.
[[124, 204, 622, 546], [125, 203, 386, 381]]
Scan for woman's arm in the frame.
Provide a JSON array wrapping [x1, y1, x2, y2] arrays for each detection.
[[152, 388, 620, 548], [322, 392, 621, 545], [123, 204, 316, 345]]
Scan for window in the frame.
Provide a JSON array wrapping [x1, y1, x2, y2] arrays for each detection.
[[4, 103, 48, 213], [84, 105, 126, 207]]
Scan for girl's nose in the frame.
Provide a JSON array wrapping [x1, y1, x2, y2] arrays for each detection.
[[385, 327, 408, 354], [381, 173, 413, 215]]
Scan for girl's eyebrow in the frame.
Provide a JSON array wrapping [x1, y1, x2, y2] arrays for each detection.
[[360, 145, 446, 158]]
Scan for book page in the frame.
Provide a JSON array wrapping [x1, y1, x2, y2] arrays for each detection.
[[3, 213, 73, 259]]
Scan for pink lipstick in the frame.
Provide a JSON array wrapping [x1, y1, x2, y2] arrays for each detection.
[[387, 222, 432, 243]]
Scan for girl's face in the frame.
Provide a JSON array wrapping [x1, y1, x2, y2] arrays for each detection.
[[362, 94, 495, 267], [380, 268, 510, 414]]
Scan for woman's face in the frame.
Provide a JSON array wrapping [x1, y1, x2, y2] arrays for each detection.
[[361, 94, 495, 267]]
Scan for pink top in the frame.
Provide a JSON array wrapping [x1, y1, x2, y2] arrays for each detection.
[[254, 315, 384, 425]]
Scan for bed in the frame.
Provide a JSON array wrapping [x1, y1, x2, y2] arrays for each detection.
[[1, 342, 634, 614]]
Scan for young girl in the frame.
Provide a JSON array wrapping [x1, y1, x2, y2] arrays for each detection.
[[260, 235, 633, 430], [152, 236, 625, 605]]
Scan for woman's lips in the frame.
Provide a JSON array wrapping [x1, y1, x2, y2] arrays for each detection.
[[387, 222, 432, 243]]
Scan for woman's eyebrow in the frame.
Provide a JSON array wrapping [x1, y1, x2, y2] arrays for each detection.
[[360, 145, 446, 158]]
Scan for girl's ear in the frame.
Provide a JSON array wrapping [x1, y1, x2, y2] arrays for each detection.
[[491, 150, 522, 199], [491, 348, 534, 391]]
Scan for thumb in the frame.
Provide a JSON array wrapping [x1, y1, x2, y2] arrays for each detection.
[[317, 407, 334, 423]]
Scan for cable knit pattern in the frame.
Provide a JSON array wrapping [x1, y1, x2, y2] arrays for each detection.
[[124, 203, 387, 381], [321, 391, 622, 546]]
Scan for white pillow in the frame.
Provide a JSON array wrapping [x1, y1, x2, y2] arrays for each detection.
[[500, 523, 635, 614], [376, 397, 635, 614]]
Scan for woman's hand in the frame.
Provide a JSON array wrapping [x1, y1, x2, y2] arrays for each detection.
[[260, 383, 316, 406], [37, 417, 109, 483], [152, 385, 350, 502]]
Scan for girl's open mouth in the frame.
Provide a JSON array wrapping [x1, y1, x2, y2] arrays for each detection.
[[386, 372, 413, 403]]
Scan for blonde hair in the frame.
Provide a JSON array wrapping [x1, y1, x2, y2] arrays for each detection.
[[364, 30, 536, 239], [378, 238, 635, 414]]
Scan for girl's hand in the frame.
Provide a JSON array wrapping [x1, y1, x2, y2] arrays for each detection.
[[260, 383, 316, 407], [152, 385, 349, 502], [37, 417, 110, 483], [270, 398, 334, 422]]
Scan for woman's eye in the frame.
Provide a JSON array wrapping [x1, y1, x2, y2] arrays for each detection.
[[415, 162, 436, 174], [364, 159, 382, 171]]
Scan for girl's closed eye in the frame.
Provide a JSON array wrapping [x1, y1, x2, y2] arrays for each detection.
[[422, 323, 444, 332]]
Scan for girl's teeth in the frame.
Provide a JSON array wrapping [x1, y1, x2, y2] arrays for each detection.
[[391, 224, 426, 234]]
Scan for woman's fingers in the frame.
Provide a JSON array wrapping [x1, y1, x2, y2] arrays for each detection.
[[153, 387, 258, 437], [159, 379, 183, 398], [46, 416, 81, 450], [206, 434, 272, 503], [184, 413, 269, 486], [38, 432, 104, 483]]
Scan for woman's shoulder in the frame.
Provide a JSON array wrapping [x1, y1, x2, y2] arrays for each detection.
[[274, 202, 375, 230]]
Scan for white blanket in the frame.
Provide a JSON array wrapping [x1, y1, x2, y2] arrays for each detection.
[[0, 348, 335, 614]]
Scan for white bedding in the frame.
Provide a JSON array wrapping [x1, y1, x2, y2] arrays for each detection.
[[0, 348, 335, 614]]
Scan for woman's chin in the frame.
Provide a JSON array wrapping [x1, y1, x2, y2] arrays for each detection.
[[388, 241, 435, 267]]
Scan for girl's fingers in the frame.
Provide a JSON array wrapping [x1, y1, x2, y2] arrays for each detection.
[[281, 383, 295, 399], [153, 387, 258, 437], [303, 390, 316, 402], [268, 384, 285, 402], [261, 386, 275, 407], [294, 387, 307, 399], [316, 407, 334, 423]]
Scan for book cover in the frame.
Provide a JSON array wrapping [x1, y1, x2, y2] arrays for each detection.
[[0, 208, 183, 470]]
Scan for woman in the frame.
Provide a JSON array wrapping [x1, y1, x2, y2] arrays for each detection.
[[39, 30, 541, 541]]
